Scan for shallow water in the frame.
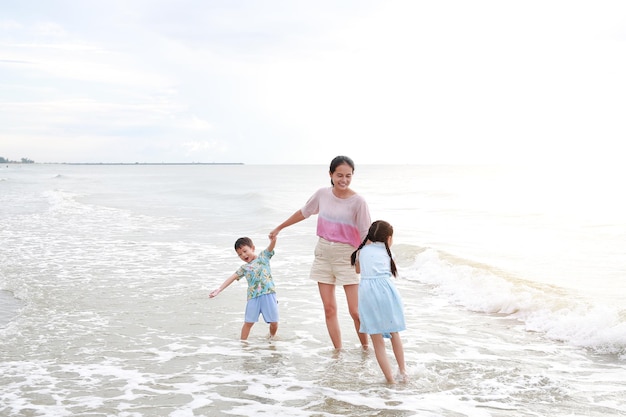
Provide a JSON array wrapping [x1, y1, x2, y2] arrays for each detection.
[[1, 163, 624, 416]]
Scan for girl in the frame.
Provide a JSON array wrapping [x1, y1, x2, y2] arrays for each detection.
[[351, 220, 407, 383]]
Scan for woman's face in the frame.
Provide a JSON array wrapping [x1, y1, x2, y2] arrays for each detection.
[[329, 163, 353, 191]]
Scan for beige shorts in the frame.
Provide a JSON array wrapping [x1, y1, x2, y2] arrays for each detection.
[[309, 238, 360, 286]]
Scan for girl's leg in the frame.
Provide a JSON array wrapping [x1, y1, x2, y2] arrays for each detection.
[[344, 284, 368, 349], [390, 332, 406, 378], [370, 334, 394, 383], [269, 322, 278, 337], [240, 322, 254, 340], [318, 282, 341, 349]]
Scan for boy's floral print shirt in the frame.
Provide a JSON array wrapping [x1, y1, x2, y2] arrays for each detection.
[[236, 249, 275, 300]]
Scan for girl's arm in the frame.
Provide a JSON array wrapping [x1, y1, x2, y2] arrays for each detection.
[[209, 273, 238, 298]]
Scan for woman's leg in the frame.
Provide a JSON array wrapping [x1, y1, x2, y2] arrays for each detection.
[[318, 282, 341, 349], [344, 284, 368, 349], [370, 334, 394, 383]]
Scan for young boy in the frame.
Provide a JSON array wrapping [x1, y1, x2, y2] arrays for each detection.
[[210, 235, 278, 340]]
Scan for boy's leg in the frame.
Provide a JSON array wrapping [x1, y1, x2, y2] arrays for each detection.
[[269, 322, 278, 337], [258, 293, 279, 338], [241, 322, 254, 340], [242, 298, 261, 340]]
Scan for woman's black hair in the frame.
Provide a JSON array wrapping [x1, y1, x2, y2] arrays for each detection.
[[329, 155, 355, 186], [350, 220, 397, 277]]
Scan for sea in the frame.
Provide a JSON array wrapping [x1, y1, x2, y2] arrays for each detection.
[[1, 163, 624, 417]]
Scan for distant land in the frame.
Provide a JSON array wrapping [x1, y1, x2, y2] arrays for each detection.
[[0, 157, 34, 163], [2, 161, 244, 165], [57, 162, 244, 165]]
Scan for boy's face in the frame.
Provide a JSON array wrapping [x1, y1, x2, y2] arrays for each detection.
[[236, 245, 256, 263]]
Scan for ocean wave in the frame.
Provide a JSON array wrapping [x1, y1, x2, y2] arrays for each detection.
[[402, 248, 626, 358]]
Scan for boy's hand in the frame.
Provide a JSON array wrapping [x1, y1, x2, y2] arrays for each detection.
[[268, 228, 279, 240], [267, 234, 277, 252], [209, 289, 221, 298]]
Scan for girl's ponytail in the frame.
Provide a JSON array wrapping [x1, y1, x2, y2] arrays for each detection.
[[351, 235, 370, 266]]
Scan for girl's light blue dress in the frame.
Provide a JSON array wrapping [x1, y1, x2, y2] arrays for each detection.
[[358, 242, 406, 336]]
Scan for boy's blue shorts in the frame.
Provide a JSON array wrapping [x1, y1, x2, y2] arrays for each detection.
[[244, 293, 279, 323]]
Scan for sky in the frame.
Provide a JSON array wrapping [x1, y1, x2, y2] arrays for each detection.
[[1, 0, 626, 165]]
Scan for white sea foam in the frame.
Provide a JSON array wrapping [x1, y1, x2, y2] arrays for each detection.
[[405, 248, 626, 357]]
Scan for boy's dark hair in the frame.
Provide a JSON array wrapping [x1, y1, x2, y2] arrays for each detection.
[[234, 237, 254, 250]]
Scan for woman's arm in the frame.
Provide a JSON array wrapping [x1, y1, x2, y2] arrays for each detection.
[[269, 210, 306, 239], [267, 234, 277, 252]]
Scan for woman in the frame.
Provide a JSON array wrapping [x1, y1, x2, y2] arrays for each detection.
[[269, 156, 371, 350]]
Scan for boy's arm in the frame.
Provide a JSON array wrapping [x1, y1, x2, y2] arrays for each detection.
[[209, 272, 238, 298], [267, 234, 277, 253]]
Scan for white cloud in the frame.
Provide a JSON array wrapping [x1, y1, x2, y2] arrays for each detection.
[[1, 1, 626, 164]]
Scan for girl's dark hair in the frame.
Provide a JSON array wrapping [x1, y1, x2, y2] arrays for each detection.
[[329, 155, 355, 186], [234, 237, 254, 249], [350, 220, 397, 277]]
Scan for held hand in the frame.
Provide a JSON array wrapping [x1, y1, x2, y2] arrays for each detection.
[[267, 233, 277, 252], [268, 228, 280, 240]]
